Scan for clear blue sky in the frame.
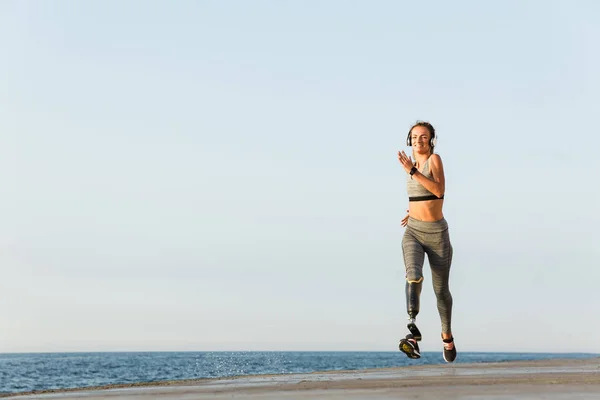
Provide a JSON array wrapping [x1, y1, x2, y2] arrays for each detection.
[[2, 0, 599, 353]]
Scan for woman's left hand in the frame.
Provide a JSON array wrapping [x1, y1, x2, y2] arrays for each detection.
[[401, 209, 410, 227], [398, 151, 414, 173]]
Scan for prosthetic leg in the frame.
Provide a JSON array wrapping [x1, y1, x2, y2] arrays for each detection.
[[399, 278, 423, 359], [405, 278, 423, 341]]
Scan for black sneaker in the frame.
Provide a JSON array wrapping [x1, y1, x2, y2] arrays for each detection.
[[443, 337, 456, 363], [399, 334, 421, 359]]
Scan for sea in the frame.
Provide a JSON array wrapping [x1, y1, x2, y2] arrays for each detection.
[[1, 351, 598, 395]]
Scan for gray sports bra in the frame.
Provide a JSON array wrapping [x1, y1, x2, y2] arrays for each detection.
[[406, 157, 444, 201]]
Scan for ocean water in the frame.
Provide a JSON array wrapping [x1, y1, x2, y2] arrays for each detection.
[[0, 351, 597, 395]]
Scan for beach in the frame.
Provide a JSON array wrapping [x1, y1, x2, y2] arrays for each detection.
[[3, 357, 599, 400]]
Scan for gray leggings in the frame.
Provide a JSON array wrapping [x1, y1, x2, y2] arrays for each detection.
[[402, 217, 453, 334]]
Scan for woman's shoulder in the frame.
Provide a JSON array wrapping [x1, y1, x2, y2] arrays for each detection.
[[428, 154, 445, 173], [429, 153, 443, 163]]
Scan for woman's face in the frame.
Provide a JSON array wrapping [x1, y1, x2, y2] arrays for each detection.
[[410, 126, 432, 154]]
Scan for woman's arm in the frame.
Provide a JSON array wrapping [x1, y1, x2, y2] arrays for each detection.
[[411, 154, 445, 198]]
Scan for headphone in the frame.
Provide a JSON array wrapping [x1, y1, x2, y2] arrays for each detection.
[[406, 124, 437, 148]]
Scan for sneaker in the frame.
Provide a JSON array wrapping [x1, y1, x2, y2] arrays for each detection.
[[399, 334, 421, 359], [442, 337, 456, 363]]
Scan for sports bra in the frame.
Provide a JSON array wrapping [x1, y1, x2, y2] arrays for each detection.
[[406, 157, 444, 202]]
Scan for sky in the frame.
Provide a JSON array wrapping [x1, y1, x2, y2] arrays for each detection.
[[1, 0, 599, 354]]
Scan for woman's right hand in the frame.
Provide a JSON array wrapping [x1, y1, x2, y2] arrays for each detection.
[[401, 209, 409, 227]]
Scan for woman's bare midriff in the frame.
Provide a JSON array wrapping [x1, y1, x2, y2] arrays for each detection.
[[409, 199, 444, 222]]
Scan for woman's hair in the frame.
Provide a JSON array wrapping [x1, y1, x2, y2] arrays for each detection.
[[407, 121, 436, 154]]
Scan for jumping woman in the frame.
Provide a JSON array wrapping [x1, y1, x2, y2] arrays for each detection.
[[397, 121, 457, 363]]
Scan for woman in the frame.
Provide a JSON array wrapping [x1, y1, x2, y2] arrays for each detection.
[[397, 121, 456, 363]]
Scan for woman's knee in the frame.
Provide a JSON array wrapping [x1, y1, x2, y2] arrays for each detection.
[[434, 286, 452, 302], [405, 265, 424, 282]]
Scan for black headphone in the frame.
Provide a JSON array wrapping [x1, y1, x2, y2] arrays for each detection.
[[406, 123, 437, 147]]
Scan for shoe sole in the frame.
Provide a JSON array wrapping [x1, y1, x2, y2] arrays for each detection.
[[399, 339, 421, 359]]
